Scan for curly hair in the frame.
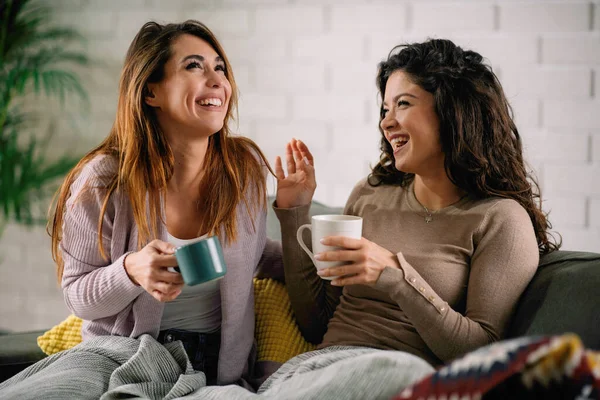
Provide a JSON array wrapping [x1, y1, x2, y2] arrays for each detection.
[[369, 38, 559, 255]]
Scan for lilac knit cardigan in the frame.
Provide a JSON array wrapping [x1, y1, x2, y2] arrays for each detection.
[[60, 155, 283, 385]]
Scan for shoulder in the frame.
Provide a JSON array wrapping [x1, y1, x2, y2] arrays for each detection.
[[75, 154, 118, 189], [344, 177, 403, 214], [344, 177, 368, 213], [68, 154, 119, 208], [471, 197, 536, 244], [475, 197, 531, 225], [348, 177, 370, 197]]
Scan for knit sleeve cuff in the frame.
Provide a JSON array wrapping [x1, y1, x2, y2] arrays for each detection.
[[112, 252, 146, 295], [273, 202, 311, 233], [375, 252, 448, 314]]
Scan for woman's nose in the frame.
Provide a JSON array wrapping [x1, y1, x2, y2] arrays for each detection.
[[206, 70, 225, 88], [380, 111, 397, 131]]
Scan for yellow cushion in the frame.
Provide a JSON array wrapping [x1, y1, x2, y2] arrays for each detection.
[[253, 278, 316, 362], [37, 314, 82, 355], [38, 278, 315, 363]]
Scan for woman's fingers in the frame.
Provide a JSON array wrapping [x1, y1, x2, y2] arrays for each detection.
[[320, 236, 363, 250], [331, 275, 363, 287], [291, 139, 305, 171], [151, 280, 183, 302], [154, 280, 183, 294], [153, 254, 179, 268], [274, 156, 285, 180], [157, 267, 185, 284], [148, 239, 176, 255], [280, 138, 315, 175], [315, 249, 361, 262], [317, 264, 360, 278], [285, 142, 296, 175], [152, 288, 181, 302], [295, 139, 314, 166]]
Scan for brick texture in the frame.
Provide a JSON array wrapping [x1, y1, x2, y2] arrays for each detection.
[[542, 34, 600, 64], [412, 3, 495, 33], [499, 2, 591, 32]]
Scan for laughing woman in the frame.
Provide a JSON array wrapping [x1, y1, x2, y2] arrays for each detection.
[[0, 20, 282, 398], [265, 38, 560, 398]]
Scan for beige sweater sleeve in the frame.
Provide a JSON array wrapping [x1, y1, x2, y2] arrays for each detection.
[[375, 199, 539, 362]]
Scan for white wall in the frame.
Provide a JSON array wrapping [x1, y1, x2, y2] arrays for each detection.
[[0, 0, 598, 332]]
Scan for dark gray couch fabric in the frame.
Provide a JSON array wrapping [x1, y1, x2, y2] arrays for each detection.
[[0, 331, 46, 382], [507, 250, 600, 350]]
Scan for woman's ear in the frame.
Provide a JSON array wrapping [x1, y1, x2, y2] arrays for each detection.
[[144, 83, 160, 108]]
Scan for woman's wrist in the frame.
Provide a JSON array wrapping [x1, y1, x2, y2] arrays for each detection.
[[123, 252, 140, 286]]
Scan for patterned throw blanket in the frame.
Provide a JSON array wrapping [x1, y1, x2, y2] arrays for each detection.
[[396, 334, 600, 400], [0, 335, 433, 399]]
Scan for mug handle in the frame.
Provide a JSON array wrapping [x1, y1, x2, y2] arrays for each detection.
[[296, 224, 315, 265]]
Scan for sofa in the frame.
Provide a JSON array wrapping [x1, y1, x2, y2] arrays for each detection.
[[1, 199, 599, 391]]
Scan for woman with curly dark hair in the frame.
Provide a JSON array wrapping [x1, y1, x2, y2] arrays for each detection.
[[269, 38, 560, 397]]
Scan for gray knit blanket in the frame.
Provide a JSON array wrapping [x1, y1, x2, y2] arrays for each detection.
[[0, 334, 434, 400]]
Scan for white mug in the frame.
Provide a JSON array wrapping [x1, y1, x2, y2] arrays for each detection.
[[296, 215, 363, 280]]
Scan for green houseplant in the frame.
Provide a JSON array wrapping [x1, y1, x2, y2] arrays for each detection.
[[0, 0, 89, 237]]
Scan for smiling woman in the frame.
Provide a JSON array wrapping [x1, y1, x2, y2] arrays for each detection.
[[145, 35, 232, 144], [270, 38, 561, 394], [0, 20, 284, 397]]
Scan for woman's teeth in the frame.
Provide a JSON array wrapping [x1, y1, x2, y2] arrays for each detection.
[[197, 98, 222, 106], [391, 137, 409, 149]]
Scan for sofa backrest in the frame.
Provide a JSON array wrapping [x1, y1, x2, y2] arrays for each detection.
[[507, 250, 600, 350]]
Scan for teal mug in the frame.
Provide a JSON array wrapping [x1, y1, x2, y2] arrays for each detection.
[[173, 236, 227, 286]]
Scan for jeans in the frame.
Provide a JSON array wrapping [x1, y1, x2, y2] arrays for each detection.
[[157, 328, 220, 385]]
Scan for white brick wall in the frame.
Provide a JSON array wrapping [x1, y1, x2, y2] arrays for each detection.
[[1, 0, 599, 332], [254, 63, 326, 93], [596, 1, 600, 31], [502, 66, 592, 99], [521, 129, 590, 163], [412, 3, 495, 33], [593, 133, 600, 161], [499, 2, 591, 32], [544, 100, 600, 128], [255, 6, 325, 34], [330, 5, 409, 33], [542, 34, 600, 64]]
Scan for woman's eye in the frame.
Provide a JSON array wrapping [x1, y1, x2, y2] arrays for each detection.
[[398, 100, 410, 107], [215, 64, 226, 73], [186, 61, 202, 70], [381, 109, 389, 117]]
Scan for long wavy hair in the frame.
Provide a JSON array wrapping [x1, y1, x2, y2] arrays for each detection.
[[369, 38, 559, 254], [49, 20, 271, 282]]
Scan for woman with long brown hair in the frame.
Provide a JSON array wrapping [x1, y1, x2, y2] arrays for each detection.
[[267, 38, 560, 397], [0, 20, 282, 397]]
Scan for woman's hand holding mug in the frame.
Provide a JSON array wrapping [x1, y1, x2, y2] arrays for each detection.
[[315, 236, 401, 287], [275, 138, 317, 209], [124, 239, 184, 302]]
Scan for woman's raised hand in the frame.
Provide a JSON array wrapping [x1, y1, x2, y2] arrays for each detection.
[[275, 138, 317, 209], [124, 239, 184, 302]]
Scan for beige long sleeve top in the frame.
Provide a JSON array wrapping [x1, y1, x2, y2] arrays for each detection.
[[274, 178, 539, 367]]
